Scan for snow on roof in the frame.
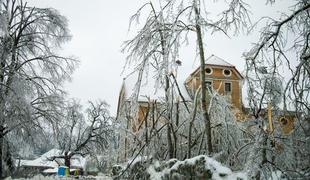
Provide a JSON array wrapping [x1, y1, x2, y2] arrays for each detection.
[[42, 149, 62, 158], [205, 55, 234, 67], [177, 79, 191, 101], [123, 70, 165, 102], [189, 55, 239, 77], [20, 149, 61, 167], [19, 149, 86, 168], [123, 69, 191, 102]]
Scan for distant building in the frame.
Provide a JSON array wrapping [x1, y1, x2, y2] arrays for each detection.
[[116, 68, 191, 133], [15, 149, 86, 177], [116, 55, 244, 132]]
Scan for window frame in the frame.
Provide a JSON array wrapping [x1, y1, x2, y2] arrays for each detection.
[[224, 82, 232, 93], [223, 69, 232, 77], [205, 80, 213, 91], [206, 67, 213, 75]]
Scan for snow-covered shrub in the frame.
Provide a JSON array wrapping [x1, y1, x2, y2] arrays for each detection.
[[148, 155, 246, 180], [119, 155, 246, 180]]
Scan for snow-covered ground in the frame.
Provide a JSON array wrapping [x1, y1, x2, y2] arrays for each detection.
[[5, 174, 112, 180]]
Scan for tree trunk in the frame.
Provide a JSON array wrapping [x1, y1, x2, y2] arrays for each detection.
[[0, 30, 7, 180], [166, 75, 174, 159], [0, 129, 4, 178], [174, 101, 179, 157], [188, 87, 201, 158], [160, 23, 174, 158], [144, 103, 150, 145], [64, 154, 71, 168], [262, 132, 268, 165], [4, 141, 14, 176], [0, 104, 4, 179], [194, 3, 213, 155]]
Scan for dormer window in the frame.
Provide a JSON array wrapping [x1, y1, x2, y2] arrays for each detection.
[[206, 67, 213, 75], [223, 69, 232, 77]]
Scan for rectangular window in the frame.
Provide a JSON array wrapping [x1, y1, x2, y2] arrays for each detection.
[[224, 82, 232, 93], [205, 81, 212, 87], [205, 80, 212, 90]]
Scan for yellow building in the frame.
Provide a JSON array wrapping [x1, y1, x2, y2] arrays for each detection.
[[185, 55, 244, 111], [116, 55, 295, 138]]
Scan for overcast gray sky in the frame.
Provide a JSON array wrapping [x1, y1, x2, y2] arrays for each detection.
[[26, 0, 292, 116]]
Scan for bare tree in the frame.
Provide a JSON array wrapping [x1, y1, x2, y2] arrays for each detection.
[[0, 0, 77, 177], [51, 100, 113, 169]]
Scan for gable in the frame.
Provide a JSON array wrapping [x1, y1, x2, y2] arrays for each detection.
[[186, 65, 243, 84], [187, 55, 243, 82]]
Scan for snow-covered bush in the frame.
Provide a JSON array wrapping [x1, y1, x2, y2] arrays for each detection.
[[149, 155, 246, 180], [119, 155, 246, 180]]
